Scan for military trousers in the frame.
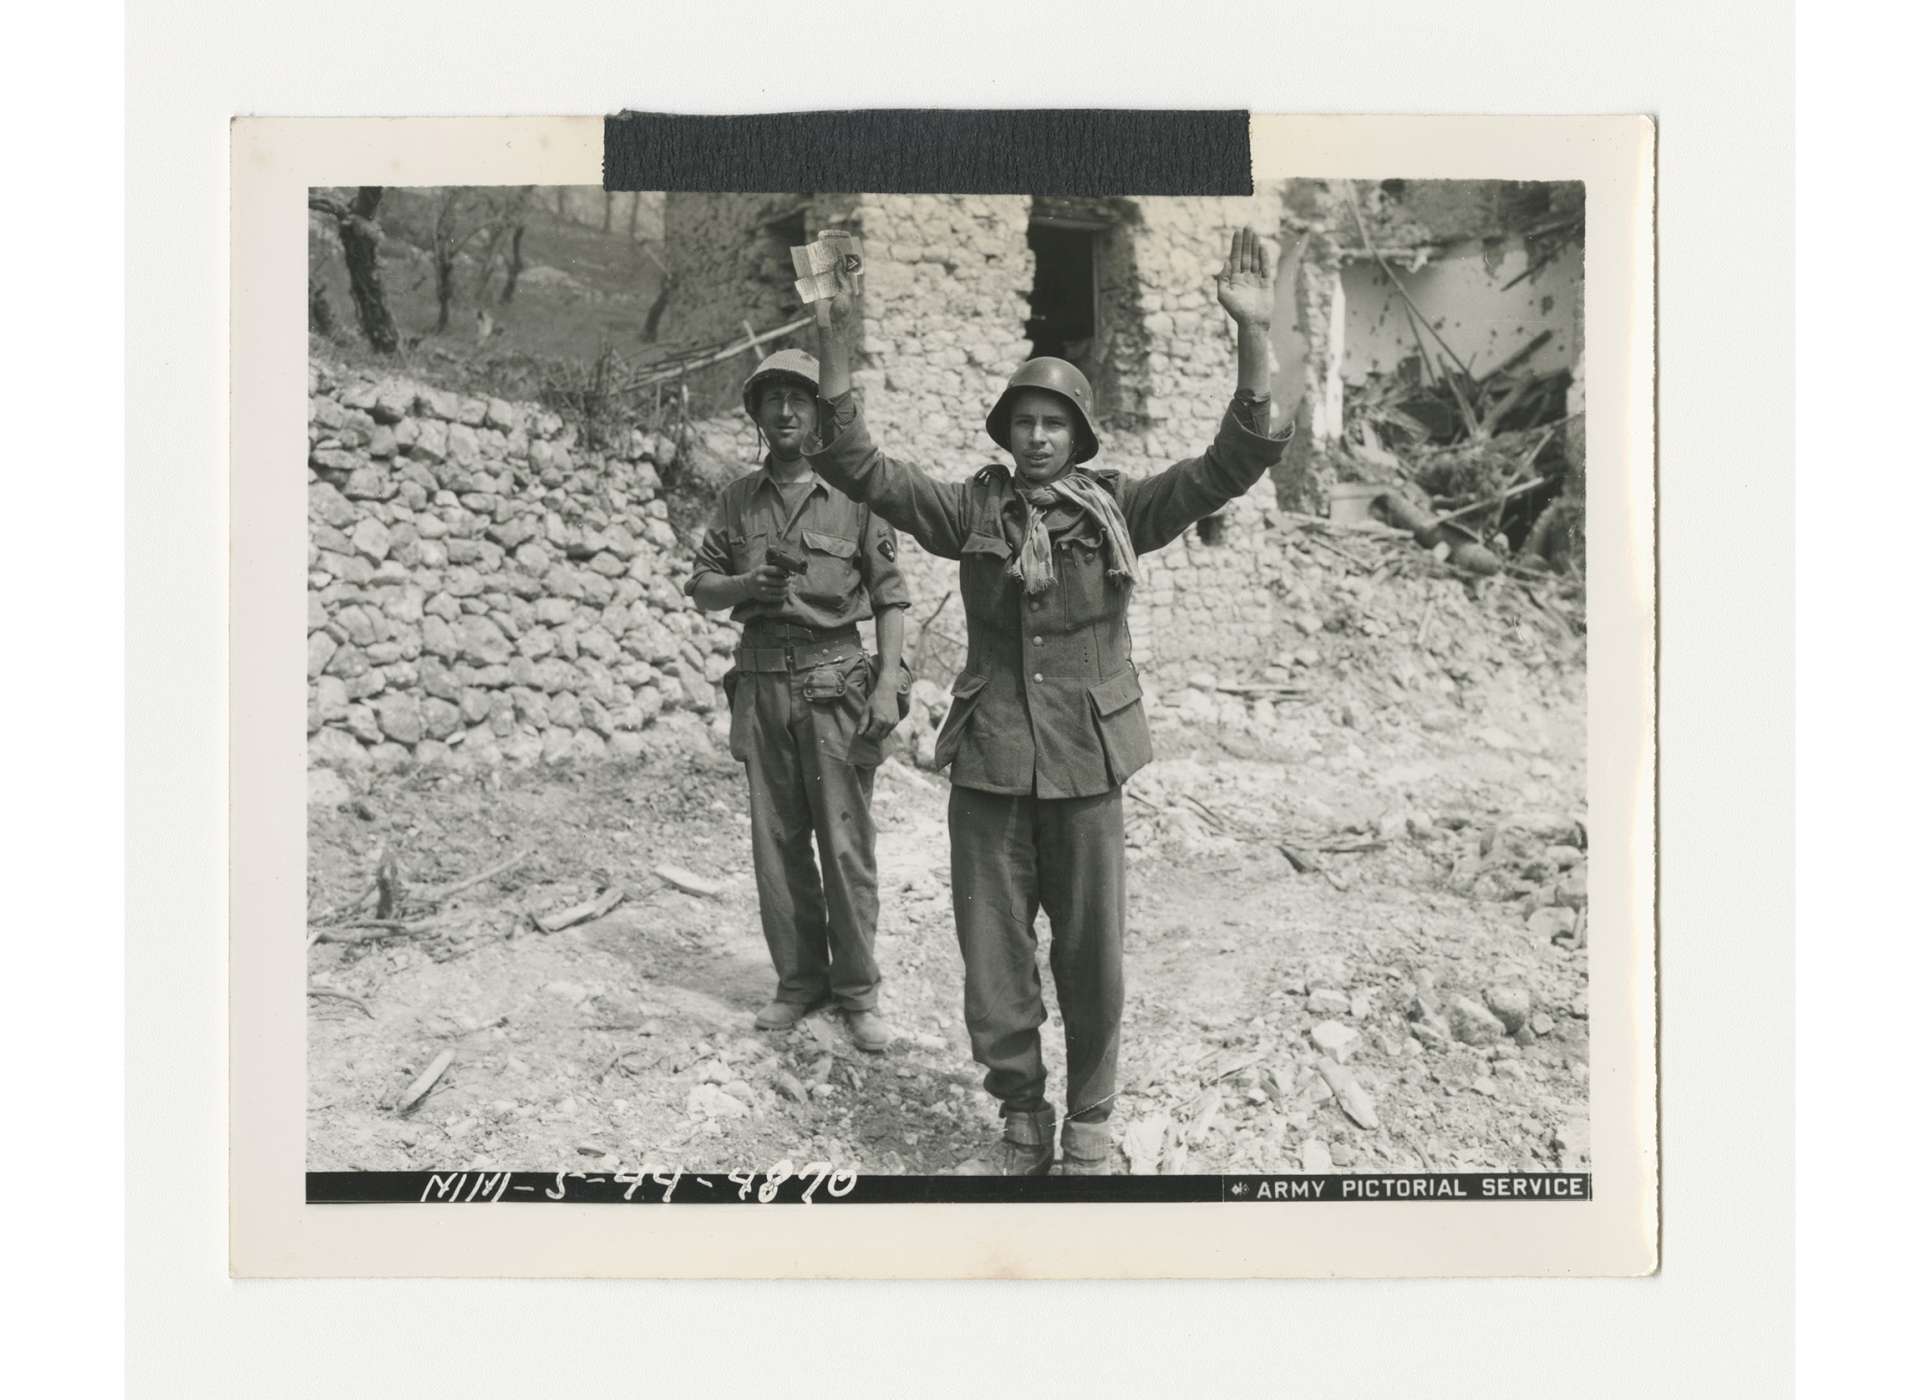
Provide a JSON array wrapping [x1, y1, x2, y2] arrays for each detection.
[[729, 654, 882, 1012], [947, 784, 1126, 1125]]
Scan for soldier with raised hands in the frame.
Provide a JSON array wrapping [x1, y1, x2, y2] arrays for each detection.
[[686, 347, 912, 1054], [803, 226, 1300, 1172]]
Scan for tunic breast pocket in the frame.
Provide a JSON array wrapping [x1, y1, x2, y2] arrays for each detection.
[[959, 531, 1012, 613], [1059, 535, 1127, 624], [797, 529, 859, 605]]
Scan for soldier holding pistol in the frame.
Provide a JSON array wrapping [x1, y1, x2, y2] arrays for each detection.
[[687, 348, 912, 1054]]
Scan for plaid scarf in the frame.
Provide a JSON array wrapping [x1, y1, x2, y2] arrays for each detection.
[[1007, 469, 1138, 597]]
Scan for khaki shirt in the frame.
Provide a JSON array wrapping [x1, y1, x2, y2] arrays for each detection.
[[685, 464, 911, 630], [806, 392, 1291, 797]]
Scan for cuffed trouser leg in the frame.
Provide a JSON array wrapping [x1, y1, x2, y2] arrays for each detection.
[[948, 784, 1127, 1121]]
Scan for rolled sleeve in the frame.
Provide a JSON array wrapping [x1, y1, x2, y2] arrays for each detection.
[[1226, 388, 1293, 446], [861, 510, 912, 612], [683, 502, 737, 597]]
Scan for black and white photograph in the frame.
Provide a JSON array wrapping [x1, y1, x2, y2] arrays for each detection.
[[301, 174, 1595, 1189]]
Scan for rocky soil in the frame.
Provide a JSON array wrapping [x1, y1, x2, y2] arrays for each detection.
[[307, 562, 1589, 1177]]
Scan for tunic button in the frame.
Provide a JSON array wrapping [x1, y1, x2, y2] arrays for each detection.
[[1033, 673, 1044, 684], [1032, 636, 1045, 647]]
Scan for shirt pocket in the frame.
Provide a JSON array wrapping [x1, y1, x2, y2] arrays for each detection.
[[797, 528, 859, 605], [959, 531, 1012, 614]]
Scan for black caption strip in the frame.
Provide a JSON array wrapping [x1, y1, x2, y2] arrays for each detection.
[[310, 1171, 1592, 1205], [604, 109, 1251, 196]]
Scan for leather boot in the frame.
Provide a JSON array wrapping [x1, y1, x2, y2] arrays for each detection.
[[1060, 1119, 1112, 1175], [998, 1105, 1058, 1176], [753, 997, 825, 1031], [844, 1009, 892, 1054]]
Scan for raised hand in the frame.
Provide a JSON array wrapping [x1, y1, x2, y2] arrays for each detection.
[[1215, 224, 1275, 328]]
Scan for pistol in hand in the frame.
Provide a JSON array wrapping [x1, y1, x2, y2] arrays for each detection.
[[765, 543, 808, 577]]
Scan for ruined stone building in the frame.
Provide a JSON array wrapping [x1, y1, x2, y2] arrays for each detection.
[[660, 181, 1581, 689], [301, 181, 1582, 771]]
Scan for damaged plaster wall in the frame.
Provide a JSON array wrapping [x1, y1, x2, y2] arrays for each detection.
[[1338, 240, 1579, 388], [656, 182, 1577, 690]]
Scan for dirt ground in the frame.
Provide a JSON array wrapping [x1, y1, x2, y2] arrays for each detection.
[[307, 594, 1590, 1176]]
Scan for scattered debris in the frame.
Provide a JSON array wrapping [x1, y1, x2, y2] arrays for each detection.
[[392, 1049, 454, 1115], [1122, 1114, 1173, 1175], [1316, 1058, 1380, 1130], [1447, 996, 1508, 1047], [656, 864, 723, 898], [374, 844, 404, 918], [417, 848, 534, 905], [534, 885, 627, 934], [306, 986, 373, 1017]]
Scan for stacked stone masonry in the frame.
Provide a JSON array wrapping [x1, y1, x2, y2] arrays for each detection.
[[661, 190, 1294, 687], [307, 360, 742, 770], [310, 185, 1575, 770]]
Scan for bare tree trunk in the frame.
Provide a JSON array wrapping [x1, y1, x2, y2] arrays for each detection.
[[309, 187, 398, 353], [602, 190, 614, 232], [308, 281, 335, 337], [555, 187, 570, 221], [432, 190, 461, 333], [627, 192, 640, 239], [642, 273, 674, 343], [501, 223, 526, 304]]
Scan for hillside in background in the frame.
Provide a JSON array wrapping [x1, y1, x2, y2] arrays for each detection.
[[308, 186, 671, 403]]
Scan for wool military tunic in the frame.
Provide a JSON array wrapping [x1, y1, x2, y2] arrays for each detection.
[[807, 391, 1292, 797]]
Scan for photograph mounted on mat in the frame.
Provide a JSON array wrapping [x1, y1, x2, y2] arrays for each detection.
[[232, 112, 1654, 1278]]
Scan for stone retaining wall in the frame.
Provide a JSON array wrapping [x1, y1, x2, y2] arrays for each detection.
[[306, 359, 739, 769]]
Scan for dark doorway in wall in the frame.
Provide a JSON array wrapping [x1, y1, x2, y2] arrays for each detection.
[[761, 202, 811, 322], [1026, 203, 1108, 369], [765, 206, 807, 252]]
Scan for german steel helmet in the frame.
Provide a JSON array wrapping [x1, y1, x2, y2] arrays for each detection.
[[742, 347, 821, 414], [985, 356, 1100, 464]]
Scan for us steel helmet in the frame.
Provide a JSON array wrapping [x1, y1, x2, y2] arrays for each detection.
[[742, 348, 821, 415], [985, 357, 1100, 464]]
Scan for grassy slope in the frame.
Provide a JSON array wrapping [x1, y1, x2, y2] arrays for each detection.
[[308, 187, 669, 398]]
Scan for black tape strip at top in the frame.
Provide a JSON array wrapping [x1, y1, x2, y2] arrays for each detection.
[[604, 109, 1251, 196]]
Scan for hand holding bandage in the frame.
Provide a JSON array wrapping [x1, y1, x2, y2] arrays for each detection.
[[791, 230, 864, 327]]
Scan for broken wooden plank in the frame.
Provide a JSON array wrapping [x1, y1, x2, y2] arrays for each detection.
[[416, 848, 533, 906], [534, 886, 627, 934], [309, 908, 475, 945], [392, 1049, 454, 1115], [1432, 476, 1549, 528], [656, 864, 723, 899], [306, 986, 373, 1017], [1279, 842, 1350, 893]]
